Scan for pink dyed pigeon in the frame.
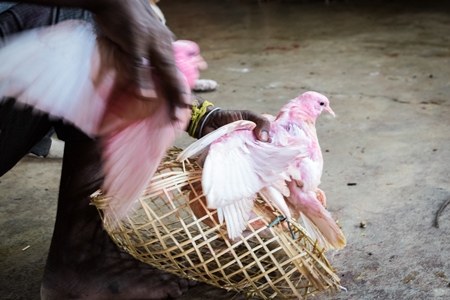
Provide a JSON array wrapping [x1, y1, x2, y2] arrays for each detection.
[[0, 20, 206, 219], [178, 92, 346, 249], [273, 92, 346, 250], [178, 119, 308, 240]]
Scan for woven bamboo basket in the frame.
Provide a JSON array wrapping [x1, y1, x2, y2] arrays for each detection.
[[91, 147, 341, 299]]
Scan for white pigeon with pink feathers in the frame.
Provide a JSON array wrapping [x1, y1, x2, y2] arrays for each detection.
[[178, 91, 346, 250], [273, 92, 346, 250], [0, 20, 206, 220], [179, 119, 309, 239]]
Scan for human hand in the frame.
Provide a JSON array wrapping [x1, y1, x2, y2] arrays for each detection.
[[90, 0, 185, 112], [198, 108, 271, 142]]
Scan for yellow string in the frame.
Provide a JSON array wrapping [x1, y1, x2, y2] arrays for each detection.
[[188, 100, 214, 137]]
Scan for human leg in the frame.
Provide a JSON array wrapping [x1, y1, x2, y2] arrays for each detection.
[[0, 4, 196, 299], [40, 136, 196, 299]]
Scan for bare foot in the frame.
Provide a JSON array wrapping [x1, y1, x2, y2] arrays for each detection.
[[40, 138, 195, 299]]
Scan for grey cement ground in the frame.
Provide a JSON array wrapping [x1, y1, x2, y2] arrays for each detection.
[[1, 0, 450, 299]]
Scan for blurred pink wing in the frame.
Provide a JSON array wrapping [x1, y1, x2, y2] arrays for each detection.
[[0, 20, 107, 135], [101, 97, 192, 220], [0, 21, 202, 136], [0, 20, 198, 220]]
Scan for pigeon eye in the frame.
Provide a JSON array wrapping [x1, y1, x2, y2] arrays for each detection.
[[320, 102, 325, 106]]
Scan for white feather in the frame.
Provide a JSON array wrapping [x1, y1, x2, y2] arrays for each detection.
[[259, 186, 291, 218], [0, 20, 106, 135], [178, 120, 309, 240], [203, 129, 306, 210], [217, 197, 254, 240]]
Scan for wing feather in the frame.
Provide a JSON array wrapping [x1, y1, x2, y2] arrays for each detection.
[[217, 197, 254, 240], [203, 130, 306, 209], [102, 103, 191, 220], [259, 186, 291, 218], [0, 20, 105, 135], [287, 182, 346, 250]]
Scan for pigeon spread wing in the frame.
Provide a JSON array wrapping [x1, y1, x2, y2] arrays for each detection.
[[200, 126, 307, 239]]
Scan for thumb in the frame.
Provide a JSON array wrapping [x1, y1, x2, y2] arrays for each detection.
[[242, 110, 271, 142]]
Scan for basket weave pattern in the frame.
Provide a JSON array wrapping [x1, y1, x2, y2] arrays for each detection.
[[91, 147, 341, 299]]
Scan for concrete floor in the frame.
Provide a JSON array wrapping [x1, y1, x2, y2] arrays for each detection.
[[1, 0, 450, 299]]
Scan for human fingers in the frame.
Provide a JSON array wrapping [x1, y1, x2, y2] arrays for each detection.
[[199, 109, 271, 142], [239, 110, 271, 142]]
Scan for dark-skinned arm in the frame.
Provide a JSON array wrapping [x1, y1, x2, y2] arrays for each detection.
[[188, 97, 271, 142]]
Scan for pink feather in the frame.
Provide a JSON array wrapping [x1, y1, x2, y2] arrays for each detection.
[[275, 92, 346, 249], [178, 92, 345, 248], [0, 20, 206, 220]]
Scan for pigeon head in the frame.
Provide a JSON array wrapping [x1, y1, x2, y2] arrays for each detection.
[[173, 40, 207, 88], [294, 91, 335, 119]]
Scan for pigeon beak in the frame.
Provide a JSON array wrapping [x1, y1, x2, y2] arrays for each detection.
[[324, 106, 335, 117]]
